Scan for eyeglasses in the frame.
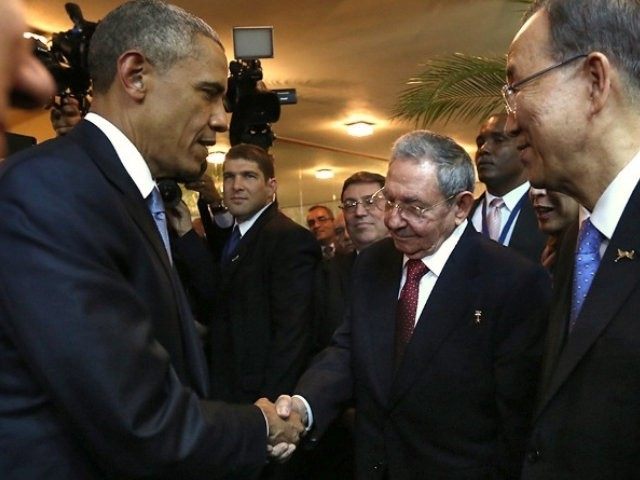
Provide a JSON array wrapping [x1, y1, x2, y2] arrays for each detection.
[[371, 187, 458, 222], [339, 195, 375, 213], [307, 216, 332, 227], [501, 53, 588, 115]]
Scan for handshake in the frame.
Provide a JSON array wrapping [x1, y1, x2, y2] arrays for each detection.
[[255, 395, 309, 462]]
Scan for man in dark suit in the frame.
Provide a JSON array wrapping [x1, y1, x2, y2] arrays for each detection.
[[505, 1, 640, 478], [276, 130, 551, 479], [0, 2, 302, 478], [307, 205, 338, 259], [313, 171, 388, 352], [470, 113, 546, 263], [209, 143, 320, 404]]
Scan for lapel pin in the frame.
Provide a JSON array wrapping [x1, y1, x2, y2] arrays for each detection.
[[474, 310, 482, 324], [614, 249, 635, 263]]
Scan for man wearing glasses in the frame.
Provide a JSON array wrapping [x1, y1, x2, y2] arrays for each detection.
[[307, 205, 338, 259], [276, 130, 551, 479], [505, 2, 640, 478]]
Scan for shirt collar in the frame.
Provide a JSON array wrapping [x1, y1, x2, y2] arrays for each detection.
[[485, 181, 530, 211], [590, 149, 640, 240], [84, 112, 155, 199], [403, 219, 467, 277], [235, 201, 273, 236]]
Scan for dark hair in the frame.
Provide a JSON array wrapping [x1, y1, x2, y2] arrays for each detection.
[[390, 130, 475, 198], [224, 143, 275, 179], [340, 171, 385, 200], [526, 0, 640, 92], [307, 205, 334, 220], [89, 0, 222, 93]]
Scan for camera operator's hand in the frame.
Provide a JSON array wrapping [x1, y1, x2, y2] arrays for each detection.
[[166, 200, 194, 238], [50, 96, 83, 137], [184, 174, 222, 206]]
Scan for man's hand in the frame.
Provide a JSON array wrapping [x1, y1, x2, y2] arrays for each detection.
[[50, 96, 83, 137], [184, 175, 222, 205], [166, 201, 193, 237], [255, 397, 305, 445], [275, 394, 309, 426]]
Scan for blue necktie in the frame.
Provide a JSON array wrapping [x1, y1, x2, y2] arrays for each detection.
[[146, 187, 173, 264], [221, 225, 241, 264], [570, 218, 603, 331]]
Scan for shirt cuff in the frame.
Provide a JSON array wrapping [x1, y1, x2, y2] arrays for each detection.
[[293, 394, 314, 432]]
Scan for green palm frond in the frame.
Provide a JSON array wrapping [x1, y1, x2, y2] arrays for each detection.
[[392, 53, 507, 127]]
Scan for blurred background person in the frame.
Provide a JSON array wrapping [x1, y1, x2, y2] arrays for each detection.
[[529, 187, 579, 272], [0, 0, 55, 156], [307, 205, 337, 259], [333, 211, 354, 255]]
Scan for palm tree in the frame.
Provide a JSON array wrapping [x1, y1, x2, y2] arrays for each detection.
[[392, 0, 532, 127]]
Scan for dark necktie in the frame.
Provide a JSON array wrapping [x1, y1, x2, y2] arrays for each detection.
[[569, 218, 603, 332], [146, 187, 172, 263], [395, 259, 429, 363], [221, 225, 241, 264]]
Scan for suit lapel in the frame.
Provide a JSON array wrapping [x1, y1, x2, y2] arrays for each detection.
[[535, 182, 640, 418], [67, 121, 209, 395], [389, 225, 476, 407], [68, 122, 173, 277], [222, 202, 277, 279]]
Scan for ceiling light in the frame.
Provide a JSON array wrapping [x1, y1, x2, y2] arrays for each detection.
[[315, 168, 334, 180], [206, 150, 226, 164], [346, 121, 374, 137]]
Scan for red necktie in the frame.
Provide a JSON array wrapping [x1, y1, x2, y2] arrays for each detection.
[[395, 259, 429, 364]]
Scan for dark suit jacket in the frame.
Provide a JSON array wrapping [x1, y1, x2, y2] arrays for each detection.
[[0, 121, 266, 479], [296, 226, 551, 480], [471, 192, 546, 264], [521, 180, 640, 479], [312, 251, 357, 353], [209, 203, 321, 403]]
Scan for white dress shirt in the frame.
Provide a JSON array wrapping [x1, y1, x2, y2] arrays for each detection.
[[471, 181, 530, 246]]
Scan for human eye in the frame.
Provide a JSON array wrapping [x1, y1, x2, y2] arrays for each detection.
[[342, 200, 357, 210]]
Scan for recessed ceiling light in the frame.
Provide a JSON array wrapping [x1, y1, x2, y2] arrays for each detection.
[[346, 121, 374, 137], [315, 168, 334, 180]]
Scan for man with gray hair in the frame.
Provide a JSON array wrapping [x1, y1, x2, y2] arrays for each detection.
[[276, 130, 550, 479], [505, 1, 640, 477], [0, 1, 301, 478]]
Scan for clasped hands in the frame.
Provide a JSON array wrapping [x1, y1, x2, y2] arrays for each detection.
[[255, 395, 309, 463]]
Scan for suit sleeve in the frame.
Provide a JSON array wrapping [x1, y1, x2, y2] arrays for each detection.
[[0, 158, 266, 478], [261, 225, 321, 400], [492, 263, 551, 478]]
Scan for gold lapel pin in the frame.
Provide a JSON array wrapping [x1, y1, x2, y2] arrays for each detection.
[[474, 310, 482, 324], [614, 249, 635, 263]]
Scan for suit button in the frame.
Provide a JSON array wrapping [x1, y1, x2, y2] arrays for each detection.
[[526, 449, 541, 463], [372, 462, 385, 471]]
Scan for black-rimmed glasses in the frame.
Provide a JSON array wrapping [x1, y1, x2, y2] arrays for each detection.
[[502, 53, 588, 115]]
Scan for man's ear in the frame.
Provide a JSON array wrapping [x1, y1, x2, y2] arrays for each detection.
[[585, 52, 611, 116], [267, 177, 278, 197], [454, 191, 475, 225], [117, 50, 149, 101]]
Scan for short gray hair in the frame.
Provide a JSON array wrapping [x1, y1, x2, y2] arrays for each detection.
[[89, 0, 222, 93], [390, 130, 475, 199], [526, 0, 640, 94]]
